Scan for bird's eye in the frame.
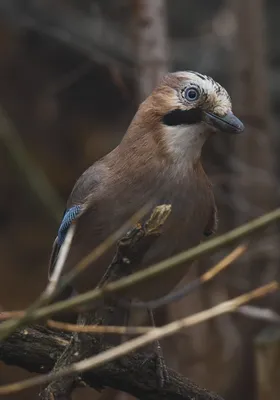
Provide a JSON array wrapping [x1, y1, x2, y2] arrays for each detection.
[[184, 87, 200, 102]]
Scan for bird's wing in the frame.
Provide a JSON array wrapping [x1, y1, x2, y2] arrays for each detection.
[[48, 162, 102, 281], [48, 205, 82, 280]]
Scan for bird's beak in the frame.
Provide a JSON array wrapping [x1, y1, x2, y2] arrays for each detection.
[[203, 110, 244, 134]]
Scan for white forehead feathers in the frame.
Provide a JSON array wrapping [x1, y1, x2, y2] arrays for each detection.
[[174, 71, 232, 116]]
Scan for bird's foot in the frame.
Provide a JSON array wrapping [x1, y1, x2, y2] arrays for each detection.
[[40, 312, 103, 400], [154, 339, 169, 387], [140, 345, 169, 388], [39, 333, 83, 400], [145, 308, 169, 388]]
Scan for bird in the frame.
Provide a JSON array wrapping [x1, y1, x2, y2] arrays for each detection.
[[49, 70, 244, 304]]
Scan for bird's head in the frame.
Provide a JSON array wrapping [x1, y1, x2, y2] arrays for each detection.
[[131, 71, 244, 163]]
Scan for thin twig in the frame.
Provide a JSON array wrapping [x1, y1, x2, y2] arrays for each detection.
[[0, 242, 245, 332], [0, 244, 247, 324], [46, 244, 247, 334], [47, 245, 246, 333], [237, 305, 280, 323], [58, 203, 151, 290], [47, 320, 151, 334], [0, 206, 170, 326], [47, 225, 76, 296], [0, 311, 24, 320], [201, 244, 247, 281], [127, 243, 247, 309], [48, 302, 280, 336], [0, 204, 150, 341], [1, 207, 279, 338], [0, 281, 277, 395], [11, 207, 280, 325]]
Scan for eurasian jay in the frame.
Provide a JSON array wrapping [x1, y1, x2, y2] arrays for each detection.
[[49, 71, 244, 303]]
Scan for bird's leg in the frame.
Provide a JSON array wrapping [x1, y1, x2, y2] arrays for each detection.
[[121, 300, 131, 344], [40, 311, 103, 400], [39, 335, 82, 399], [145, 308, 169, 388]]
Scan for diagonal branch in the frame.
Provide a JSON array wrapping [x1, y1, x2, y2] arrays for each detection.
[[0, 203, 152, 341], [3, 205, 279, 327], [0, 325, 224, 400], [0, 281, 276, 395], [0, 243, 247, 334], [126, 243, 248, 309]]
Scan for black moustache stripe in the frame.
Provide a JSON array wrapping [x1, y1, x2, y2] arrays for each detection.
[[162, 108, 203, 126]]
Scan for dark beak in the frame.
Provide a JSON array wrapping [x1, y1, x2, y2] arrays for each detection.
[[203, 110, 244, 134]]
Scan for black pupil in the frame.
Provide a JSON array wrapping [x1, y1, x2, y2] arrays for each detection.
[[187, 89, 197, 99]]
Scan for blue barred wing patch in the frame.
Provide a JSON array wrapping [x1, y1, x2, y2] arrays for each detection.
[[57, 205, 82, 246]]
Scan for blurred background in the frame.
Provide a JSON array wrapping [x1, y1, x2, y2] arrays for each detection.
[[0, 0, 279, 399]]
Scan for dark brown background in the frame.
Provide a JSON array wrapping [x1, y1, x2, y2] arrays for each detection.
[[0, 1, 279, 399]]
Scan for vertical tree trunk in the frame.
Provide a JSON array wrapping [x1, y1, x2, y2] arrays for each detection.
[[229, 1, 279, 397], [230, 0, 278, 283], [231, 0, 275, 221], [133, 0, 169, 101], [116, 4, 169, 399]]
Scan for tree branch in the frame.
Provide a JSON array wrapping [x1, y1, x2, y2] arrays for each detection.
[[0, 282, 277, 396], [0, 325, 223, 400]]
